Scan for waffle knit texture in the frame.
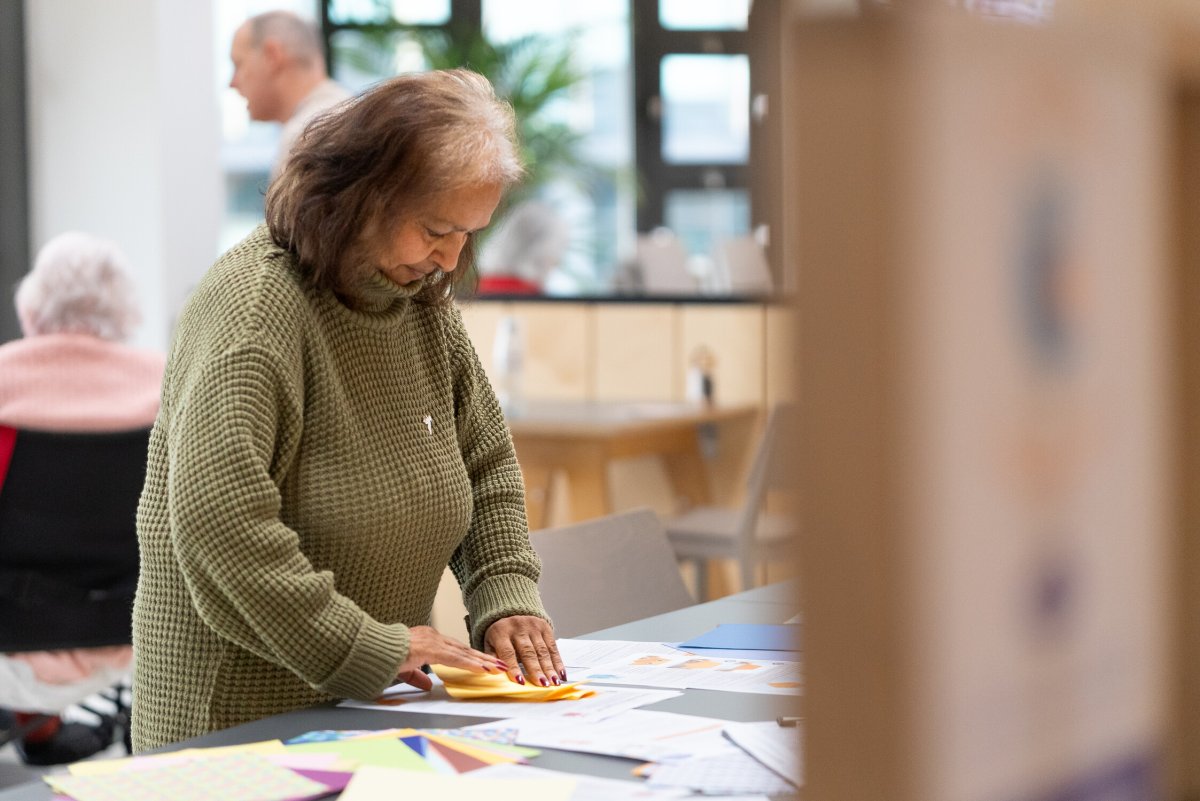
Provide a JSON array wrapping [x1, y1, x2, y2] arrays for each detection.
[[131, 226, 545, 750]]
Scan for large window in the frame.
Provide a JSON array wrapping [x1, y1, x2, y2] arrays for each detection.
[[215, 0, 770, 296], [632, 1, 752, 267]]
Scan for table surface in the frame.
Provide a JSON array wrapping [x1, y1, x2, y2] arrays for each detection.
[[0, 580, 801, 800], [505, 400, 758, 438]]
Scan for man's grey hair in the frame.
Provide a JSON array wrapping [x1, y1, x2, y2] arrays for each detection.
[[15, 232, 141, 341], [248, 10, 324, 68]]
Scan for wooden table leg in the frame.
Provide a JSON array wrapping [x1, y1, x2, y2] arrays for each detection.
[[563, 452, 611, 522], [661, 439, 714, 510], [520, 462, 554, 530]]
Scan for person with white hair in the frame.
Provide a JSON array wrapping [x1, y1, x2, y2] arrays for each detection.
[[0, 231, 164, 765], [229, 9, 351, 178], [0, 231, 164, 431], [477, 199, 570, 295]]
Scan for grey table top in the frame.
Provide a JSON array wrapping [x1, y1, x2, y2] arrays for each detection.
[[0, 580, 801, 800]]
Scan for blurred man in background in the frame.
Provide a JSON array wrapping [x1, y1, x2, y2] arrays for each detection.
[[229, 10, 351, 178]]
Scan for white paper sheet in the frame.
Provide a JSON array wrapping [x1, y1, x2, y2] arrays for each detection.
[[556, 639, 682, 669], [642, 750, 798, 796], [340, 685, 681, 722], [484, 710, 740, 762], [571, 652, 803, 695], [722, 720, 803, 787]]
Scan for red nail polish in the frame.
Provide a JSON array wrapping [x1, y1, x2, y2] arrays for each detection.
[[560, 670, 568, 681], [539, 677, 549, 687], [552, 676, 561, 686], [516, 674, 525, 685]]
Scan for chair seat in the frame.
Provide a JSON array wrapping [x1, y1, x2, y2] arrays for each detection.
[[665, 507, 795, 559]]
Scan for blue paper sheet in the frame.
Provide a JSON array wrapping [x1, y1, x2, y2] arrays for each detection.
[[678, 623, 800, 652]]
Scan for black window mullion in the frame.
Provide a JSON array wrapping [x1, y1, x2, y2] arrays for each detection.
[[632, 0, 751, 235]]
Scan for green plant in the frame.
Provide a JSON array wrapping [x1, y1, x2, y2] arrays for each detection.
[[333, 16, 600, 220]]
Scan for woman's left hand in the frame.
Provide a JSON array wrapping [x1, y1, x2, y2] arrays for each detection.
[[484, 615, 566, 687]]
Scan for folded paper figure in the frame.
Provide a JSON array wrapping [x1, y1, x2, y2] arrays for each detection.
[[430, 665, 595, 701]]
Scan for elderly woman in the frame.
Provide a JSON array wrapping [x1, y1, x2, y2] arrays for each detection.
[[0, 232, 163, 431], [0, 232, 164, 764], [132, 69, 565, 751]]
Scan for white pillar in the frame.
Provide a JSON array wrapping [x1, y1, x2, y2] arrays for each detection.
[[25, 0, 221, 351]]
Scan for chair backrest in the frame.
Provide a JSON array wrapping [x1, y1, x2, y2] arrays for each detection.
[[529, 508, 695, 638], [736, 404, 795, 530], [0, 425, 151, 651]]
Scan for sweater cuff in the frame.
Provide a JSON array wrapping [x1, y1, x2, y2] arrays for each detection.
[[467, 574, 549, 650], [315, 616, 410, 701]]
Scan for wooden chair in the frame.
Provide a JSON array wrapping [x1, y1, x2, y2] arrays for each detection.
[[529, 508, 695, 638], [663, 405, 797, 600], [0, 425, 151, 759]]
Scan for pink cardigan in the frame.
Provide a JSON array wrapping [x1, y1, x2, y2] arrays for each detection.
[[0, 333, 164, 431], [0, 333, 163, 691]]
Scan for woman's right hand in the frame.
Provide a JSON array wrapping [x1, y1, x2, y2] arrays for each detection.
[[396, 625, 508, 685]]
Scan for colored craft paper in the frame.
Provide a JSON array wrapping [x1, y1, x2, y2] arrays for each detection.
[[431, 732, 540, 759], [427, 739, 492, 773], [339, 765, 575, 801], [266, 753, 345, 770], [46, 752, 329, 801], [288, 767, 355, 795], [424, 733, 525, 765], [678, 624, 800, 652], [351, 685, 682, 721], [411, 739, 460, 775], [429, 665, 585, 700], [285, 737, 433, 771], [399, 735, 427, 757], [431, 664, 594, 701], [285, 729, 381, 744], [420, 726, 520, 745], [66, 740, 288, 776]]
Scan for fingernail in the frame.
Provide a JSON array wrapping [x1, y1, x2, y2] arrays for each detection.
[[551, 675, 561, 686], [516, 674, 525, 685], [560, 670, 568, 681], [539, 676, 549, 687]]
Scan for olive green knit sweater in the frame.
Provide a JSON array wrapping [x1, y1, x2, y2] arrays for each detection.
[[131, 227, 545, 750]]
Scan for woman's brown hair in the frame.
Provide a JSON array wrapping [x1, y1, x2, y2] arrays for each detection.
[[265, 69, 523, 305]]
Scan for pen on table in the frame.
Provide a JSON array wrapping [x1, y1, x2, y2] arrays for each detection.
[[776, 716, 802, 727]]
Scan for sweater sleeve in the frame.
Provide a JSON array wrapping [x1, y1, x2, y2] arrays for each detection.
[[166, 342, 409, 701], [443, 307, 549, 648]]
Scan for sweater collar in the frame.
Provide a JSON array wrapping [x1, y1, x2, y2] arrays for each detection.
[[320, 270, 446, 328], [353, 270, 426, 312]]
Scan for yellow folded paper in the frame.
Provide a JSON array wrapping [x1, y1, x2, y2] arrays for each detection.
[[431, 665, 595, 701]]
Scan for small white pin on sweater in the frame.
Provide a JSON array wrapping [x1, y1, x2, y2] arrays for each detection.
[[423, 414, 433, 435]]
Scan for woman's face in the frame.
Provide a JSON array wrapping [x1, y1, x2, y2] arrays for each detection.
[[376, 183, 503, 287]]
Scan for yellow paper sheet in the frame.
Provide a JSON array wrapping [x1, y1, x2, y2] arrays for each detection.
[[431, 664, 594, 701], [67, 739, 286, 775], [340, 765, 575, 801]]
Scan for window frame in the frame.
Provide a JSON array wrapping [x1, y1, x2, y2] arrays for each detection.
[[318, 0, 782, 298]]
